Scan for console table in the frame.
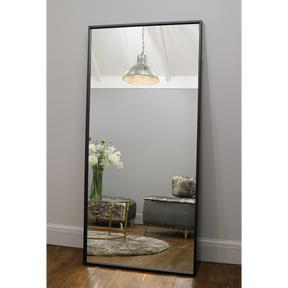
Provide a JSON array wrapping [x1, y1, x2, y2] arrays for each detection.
[[87, 197, 131, 243]]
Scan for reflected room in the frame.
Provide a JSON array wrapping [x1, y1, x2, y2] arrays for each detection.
[[84, 22, 202, 275]]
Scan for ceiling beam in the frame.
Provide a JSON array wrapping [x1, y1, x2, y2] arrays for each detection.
[[122, 28, 134, 67], [91, 48, 101, 82], [157, 27, 171, 82]]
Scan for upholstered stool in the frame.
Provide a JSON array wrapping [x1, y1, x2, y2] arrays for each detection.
[[143, 176, 196, 238], [88, 195, 137, 226]]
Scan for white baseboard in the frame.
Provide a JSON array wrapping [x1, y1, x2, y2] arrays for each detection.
[[133, 213, 143, 224], [47, 223, 83, 248], [47, 223, 241, 264], [197, 237, 241, 265]]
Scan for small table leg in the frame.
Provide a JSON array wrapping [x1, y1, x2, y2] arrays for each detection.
[[108, 203, 116, 236], [124, 202, 130, 243]]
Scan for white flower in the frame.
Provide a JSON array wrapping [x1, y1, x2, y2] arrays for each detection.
[[117, 162, 123, 169], [89, 144, 96, 153], [108, 153, 121, 165], [105, 146, 116, 156], [99, 158, 110, 169], [89, 139, 123, 171], [89, 155, 98, 166], [96, 144, 104, 151]]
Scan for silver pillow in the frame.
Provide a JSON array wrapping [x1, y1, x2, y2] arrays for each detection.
[[171, 176, 196, 198]]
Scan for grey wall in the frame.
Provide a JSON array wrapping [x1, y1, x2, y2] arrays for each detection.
[[47, 0, 241, 263], [89, 88, 198, 217]]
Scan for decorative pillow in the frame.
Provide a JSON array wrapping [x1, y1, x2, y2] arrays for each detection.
[[171, 176, 196, 198]]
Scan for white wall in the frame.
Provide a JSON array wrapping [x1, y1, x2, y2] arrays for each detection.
[[89, 88, 198, 223], [47, 0, 241, 264]]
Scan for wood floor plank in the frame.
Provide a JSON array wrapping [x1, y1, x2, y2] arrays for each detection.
[[48, 247, 84, 288], [47, 247, 80, 287], [47, 244, 241, 288], [190, 261, 242, 288], [47, 244, 76, 270], [60, 264, 97, 288], [121, 271, 150, 288], [140, 273, 177, 288], [172, 276, 194, 288], [66, 266, 99, 288], [162, 248, 194, 272], [103, 269, 144, 288], [82, 267, 117, 288]]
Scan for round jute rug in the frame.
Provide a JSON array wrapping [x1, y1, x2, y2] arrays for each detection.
[[87, 231, 169, 256]]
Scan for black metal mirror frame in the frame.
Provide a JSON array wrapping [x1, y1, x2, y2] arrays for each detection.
[[83, 20, 202, 276]]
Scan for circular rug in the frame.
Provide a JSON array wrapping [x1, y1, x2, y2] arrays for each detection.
[[87, 231, 169, 256]]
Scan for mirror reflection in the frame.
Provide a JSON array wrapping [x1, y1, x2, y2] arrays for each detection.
[[84, 22, 201, 275]]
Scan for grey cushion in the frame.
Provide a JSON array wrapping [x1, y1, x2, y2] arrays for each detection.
[[144, 195, 195, 204], [172, 176, 196, 198]]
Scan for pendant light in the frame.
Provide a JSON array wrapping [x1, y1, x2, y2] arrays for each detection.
[[122, 27, 159, 85]]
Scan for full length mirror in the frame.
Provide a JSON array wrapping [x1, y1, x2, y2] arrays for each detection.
[[84, 21, 202, 276]]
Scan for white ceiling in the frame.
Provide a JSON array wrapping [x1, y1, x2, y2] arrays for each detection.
[[90, 24, 200, 89]]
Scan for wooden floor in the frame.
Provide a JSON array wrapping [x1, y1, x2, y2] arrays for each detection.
[[47, 246, 241, 288], [87, 223, 194, 273]]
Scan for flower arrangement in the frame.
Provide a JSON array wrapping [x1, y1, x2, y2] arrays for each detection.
[[89, 139, 123, 199], [89, 139, 123, 170]]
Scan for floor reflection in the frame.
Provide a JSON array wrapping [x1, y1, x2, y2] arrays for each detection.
[[87, 220, 194, 273]]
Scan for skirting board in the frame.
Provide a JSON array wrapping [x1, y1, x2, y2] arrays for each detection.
[[47, 223, 83, 248], [47, 222, 241, 264], [197, 237, 241, 265], [133, 213, 144, 225]]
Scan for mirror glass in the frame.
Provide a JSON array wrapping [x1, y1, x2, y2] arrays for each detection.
[[84, 21, 202, 276]]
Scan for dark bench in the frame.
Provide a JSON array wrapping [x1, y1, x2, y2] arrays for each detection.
[[142, 176, 196, 238]]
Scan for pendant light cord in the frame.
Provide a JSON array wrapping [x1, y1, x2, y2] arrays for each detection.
[[141, 27, 145, 55]]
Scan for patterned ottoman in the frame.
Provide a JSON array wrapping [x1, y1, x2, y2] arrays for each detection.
[[88, 195, 137, 226]]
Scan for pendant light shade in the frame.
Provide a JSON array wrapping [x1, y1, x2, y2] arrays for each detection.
[[122, 55, 159, 85], [122, 27, 159, 85]]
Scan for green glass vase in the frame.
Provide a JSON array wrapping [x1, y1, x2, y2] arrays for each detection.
[[90, 169, 103, 200]]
